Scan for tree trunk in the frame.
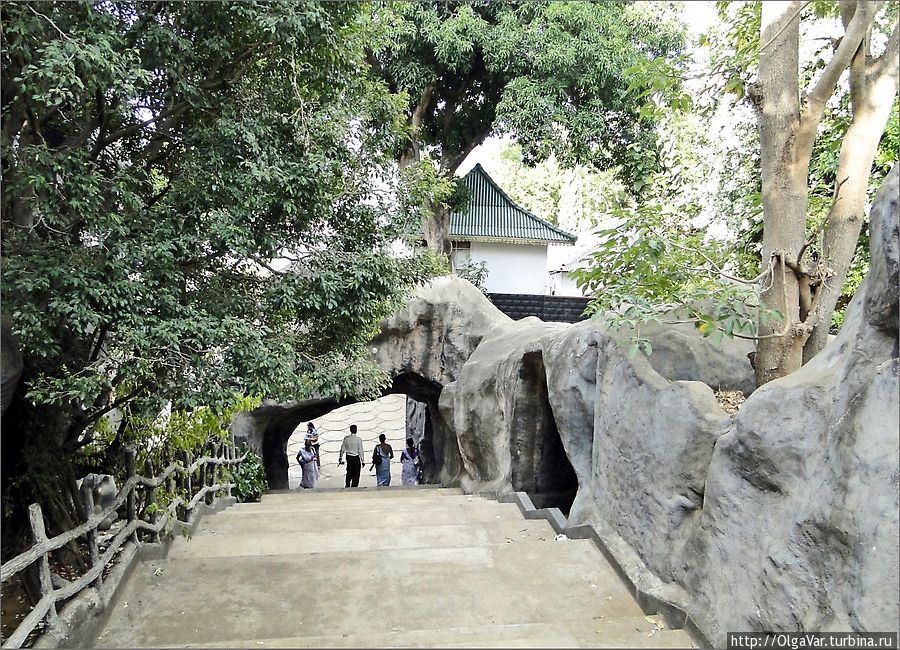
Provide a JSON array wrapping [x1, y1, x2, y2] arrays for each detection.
[[755, 1, 808, 386], [803, 28, 900, 360], [423, 202, 451, 256]]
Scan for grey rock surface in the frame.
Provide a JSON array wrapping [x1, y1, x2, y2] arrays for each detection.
[[864, 165, 899, 333], [439, 317, 577, 506], [677, 280, 899, 645], [236, 191, 898, 646], [673, 170, 900, 644], [578, 334, 731, 580], [1, 313, 23, 415], [370, 275, 511, 388], [77, 474, 120, 531], [620, 318, 757, 395]]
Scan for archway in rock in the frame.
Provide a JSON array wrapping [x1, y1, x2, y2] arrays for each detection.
[[249, 370, 463, 491], [509, 350, 579, 515]]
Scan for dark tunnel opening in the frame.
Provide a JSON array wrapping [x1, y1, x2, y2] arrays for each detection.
[[257, 371, 458, 491], [510, 351, 579, 515]]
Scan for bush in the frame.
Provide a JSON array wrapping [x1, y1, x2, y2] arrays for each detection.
[[233, 444, 267, 503]]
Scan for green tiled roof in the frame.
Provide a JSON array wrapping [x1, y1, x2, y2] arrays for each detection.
[[450, 164, 577, 245]]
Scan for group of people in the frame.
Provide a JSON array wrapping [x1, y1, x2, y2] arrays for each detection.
[[295, 422, 420, 490]]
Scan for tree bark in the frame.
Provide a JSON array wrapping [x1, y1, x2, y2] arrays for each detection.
[[755, 1, 807, 386], [803, 20, 900, 361], [423, 202, 451, 256]]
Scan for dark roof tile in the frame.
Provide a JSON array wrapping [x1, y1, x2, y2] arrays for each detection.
[[449, 164, 576, 245]]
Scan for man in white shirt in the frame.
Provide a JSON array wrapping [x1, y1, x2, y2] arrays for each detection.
[[338, 424, 365, 487]]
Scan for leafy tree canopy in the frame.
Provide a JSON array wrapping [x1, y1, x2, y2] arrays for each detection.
[[1, 0, 442, 541], [573, 0, 898, 368], [362, 0, 688, 251]]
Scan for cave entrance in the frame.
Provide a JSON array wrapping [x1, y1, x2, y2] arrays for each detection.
[[257, 371, 460, 491], [284, 394, 408, 489], [510, 351, 579, 515]]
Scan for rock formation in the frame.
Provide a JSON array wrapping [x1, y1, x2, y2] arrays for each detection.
[[367, 166, 898, 642], [239, 168, 897, 643], [1, 314, 23, 416]]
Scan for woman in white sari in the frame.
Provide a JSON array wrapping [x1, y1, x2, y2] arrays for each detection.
[[296, 438, 320, 489]]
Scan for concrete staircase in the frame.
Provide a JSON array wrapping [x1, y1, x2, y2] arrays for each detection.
[[93, 488, 695, 648]]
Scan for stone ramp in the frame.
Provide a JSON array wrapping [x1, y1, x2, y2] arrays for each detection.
[[92, 489, 694, 648]]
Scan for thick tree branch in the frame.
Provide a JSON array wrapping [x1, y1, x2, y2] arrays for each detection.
[[868, 19, 899, 80], [445, 125, 492, 174], [98, 101, 190, 149], [804, 1, 882, 110], [410, 83, 437, 131], [89, 87, 107, 159]]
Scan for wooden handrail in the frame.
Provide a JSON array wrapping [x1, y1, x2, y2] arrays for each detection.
[[0, 452, 247, 582], [0, 445, 246, 649]]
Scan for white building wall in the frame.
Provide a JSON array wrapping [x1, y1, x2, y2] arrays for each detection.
[[548, 271, 590, 297], [470, 241, 548, 294]]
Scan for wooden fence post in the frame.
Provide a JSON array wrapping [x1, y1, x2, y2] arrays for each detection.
[[79, 483, 104, 590], [205, 441, 215, 505], [125, 448, 137, 544], [225, 443, 233, 498], [146, 457, 160, 543], [29, 503, 59, 630], [185, 450, 193, 513], [166, 448, 176, 526], [198, 445, 206, 507]]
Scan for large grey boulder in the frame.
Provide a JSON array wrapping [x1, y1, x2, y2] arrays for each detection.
[[1, 314, 23, 415], [371, 275, 511, 388], [674, 167, 900, 645], [77, 474, 119, 531], [439, 317, 575, 502], [618, 318, 757, 395], [573, 333, 731, 580], [677, 281, 899, 644], [864, 166, 899, 333], [541, 321, 603, 514]]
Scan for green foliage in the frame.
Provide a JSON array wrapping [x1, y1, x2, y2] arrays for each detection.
[[571, 198, 768, 351], [0, 1, 445, 544], [233, 444, 268, 503], [2, 2, 440, 443], [455, 260, 489, 294], [365, 0, 687, 191], [578, 0, 899, 352]]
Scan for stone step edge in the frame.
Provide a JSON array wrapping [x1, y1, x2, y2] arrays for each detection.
[[468, 487, 711, 649], [147, 617, 692, 649], [265, 484, 459, 496], [164, 537, 594, 563]]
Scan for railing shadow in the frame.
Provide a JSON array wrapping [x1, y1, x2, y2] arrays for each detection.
[[0, 443, 247, 649]]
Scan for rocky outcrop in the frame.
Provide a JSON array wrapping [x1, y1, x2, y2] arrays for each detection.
[[239, 170, 897, 642], [232, 396, 354, 490], [619, 318, 757, 395], [371, 275, 511, 388], [364, 167, 899, 644], [1, 314, 23, 415], [865, 166, 899, 332], [674, 169, 900, 644], [439, 317, 577, 504], [678, 282, 899, 642]]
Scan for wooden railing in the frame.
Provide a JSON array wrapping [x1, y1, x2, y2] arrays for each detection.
[[0, 442, 247, 649]]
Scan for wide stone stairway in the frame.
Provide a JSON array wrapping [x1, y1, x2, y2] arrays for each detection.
[[93, 488, 694, 648]]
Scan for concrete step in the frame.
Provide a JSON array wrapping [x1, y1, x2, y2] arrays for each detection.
[[95, 538, 653, 647], [93, 489, 695, 649], [169, 518, 558, 558], [147, 618, 693, 648], [191, 502, 528, 536], [225, 490, 496, 516], [260, 486, 464, 500]]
